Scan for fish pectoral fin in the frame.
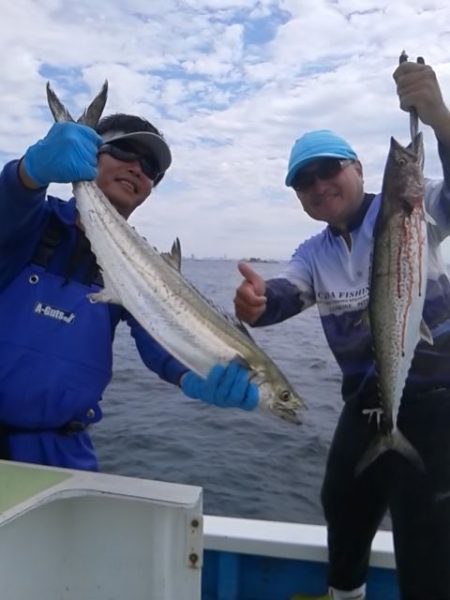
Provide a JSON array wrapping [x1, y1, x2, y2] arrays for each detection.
[[424, 209, 437, 227], [355, 308, 370, 330], [420, 319, 433, 345], [88, 288, 121, 305], [231, 354, 251, 371]]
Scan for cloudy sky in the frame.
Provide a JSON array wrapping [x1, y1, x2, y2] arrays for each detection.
[[2, 0, 450, 260]]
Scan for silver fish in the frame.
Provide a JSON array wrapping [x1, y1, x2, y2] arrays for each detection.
[[45, 82, 304, 424], [357, 133, 432, 474]]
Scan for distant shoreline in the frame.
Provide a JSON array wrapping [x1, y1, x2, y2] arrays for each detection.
[[186, 257, 282, 263]]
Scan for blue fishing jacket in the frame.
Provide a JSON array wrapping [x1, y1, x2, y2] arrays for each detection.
[[255, 142, 450, 404], [0, 160, 187, 470]]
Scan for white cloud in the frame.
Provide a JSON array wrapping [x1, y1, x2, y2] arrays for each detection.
[[2, 0, 450, 261]]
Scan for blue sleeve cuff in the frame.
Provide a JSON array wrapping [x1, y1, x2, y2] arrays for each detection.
[[252, 278, 304, 327], [0, 160, 47, 239], [1, 159, 47, 198]]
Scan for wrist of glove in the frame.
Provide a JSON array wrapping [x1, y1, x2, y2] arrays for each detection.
[[181, 361, 258, 411], [23, 122, 102, 187]]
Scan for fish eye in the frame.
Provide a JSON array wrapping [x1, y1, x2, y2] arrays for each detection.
[[397, 157, 407, 167], [279, 390, 291, 403]]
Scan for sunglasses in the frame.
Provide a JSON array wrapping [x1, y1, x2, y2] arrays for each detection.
[[98, 142, 162, 182], [292, 158, 354, 192]]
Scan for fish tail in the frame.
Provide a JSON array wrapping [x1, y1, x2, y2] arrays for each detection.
[[392, 428, 425, 471], [77, 81, 108, 127], [46, 82, 75, 123], [355, 435, 391, 476], [46, 81, 108, 127], [355, 428, 424, 476]]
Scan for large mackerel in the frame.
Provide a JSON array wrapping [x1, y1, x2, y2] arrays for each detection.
[[45, 82, 304, 424], [357, 132, 432, 474]]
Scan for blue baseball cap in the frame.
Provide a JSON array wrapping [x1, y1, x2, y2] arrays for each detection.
[[285, 129, 357, 187]]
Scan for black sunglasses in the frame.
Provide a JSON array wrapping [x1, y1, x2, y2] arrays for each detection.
[[98, 142, 162, 182], [292, 158, 353, 192]]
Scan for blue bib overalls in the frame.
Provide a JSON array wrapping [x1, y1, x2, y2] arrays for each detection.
[[0, 217, 113, 470]]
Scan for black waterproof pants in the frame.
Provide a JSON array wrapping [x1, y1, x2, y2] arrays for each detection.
[[0, 426, 8, 459], [321, 389, 450, 600]]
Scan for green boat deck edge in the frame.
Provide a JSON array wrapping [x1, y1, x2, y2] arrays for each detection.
[[0, 461, 71, 513]]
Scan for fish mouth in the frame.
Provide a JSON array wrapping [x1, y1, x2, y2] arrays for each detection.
[[274, 407, 302, 425]]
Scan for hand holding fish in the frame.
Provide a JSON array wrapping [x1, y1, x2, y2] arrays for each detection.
[[393, 59, 450, 143], [181, 361, 258, 411], [21, 122, 102, 188], [234, 262, 267, 324]]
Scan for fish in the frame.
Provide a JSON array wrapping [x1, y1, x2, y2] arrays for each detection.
[[356, 132, 432, 474], [45, 81, 304, 424]]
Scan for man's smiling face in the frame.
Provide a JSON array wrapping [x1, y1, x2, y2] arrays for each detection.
[[293, 159, 364, 231], [95, 151, 154, 219]]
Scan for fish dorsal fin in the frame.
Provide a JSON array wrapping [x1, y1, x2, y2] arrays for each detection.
[[199, 294, 254, 340], [219, 309, 254, 340], [161, 238, 182, 271], [199, 301, 254, 340], [424, 209, 437, 227], [158, 239, 254, 340], [184, 273, 254, 339], [232, 354, 251, 370]]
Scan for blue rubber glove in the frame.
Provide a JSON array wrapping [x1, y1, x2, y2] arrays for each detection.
[[181, 361, 258, 411], [23, 122, 102, 187]]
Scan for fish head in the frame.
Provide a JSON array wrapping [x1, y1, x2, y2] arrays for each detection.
[[382, 134, 424, 214], [256, 373, 305, 425]]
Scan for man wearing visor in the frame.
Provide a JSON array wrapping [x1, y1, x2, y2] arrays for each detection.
[[0, 109, 257, 470], [234, 59, 450, 599]]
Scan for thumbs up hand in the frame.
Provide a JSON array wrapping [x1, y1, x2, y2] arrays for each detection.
[[233, 262, 267, 324]]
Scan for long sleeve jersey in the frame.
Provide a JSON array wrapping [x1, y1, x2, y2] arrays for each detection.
[[255, 143, 450, 402]]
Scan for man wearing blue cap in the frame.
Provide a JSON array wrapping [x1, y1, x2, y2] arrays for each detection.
[[235, 59, 450, 600], [0, 108, 258, 470], [284, 129, 363, 248]]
